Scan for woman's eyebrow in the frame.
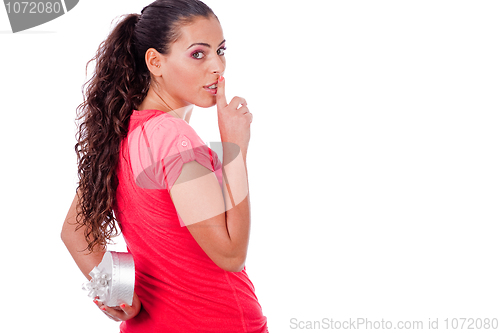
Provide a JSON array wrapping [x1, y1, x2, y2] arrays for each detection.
[[187, 39, 226, 50]]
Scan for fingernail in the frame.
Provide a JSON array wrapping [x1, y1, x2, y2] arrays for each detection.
[[120, 304, 126, 309], [101, 307, 107, 311], [93, 300, 99, 305], [218, 75, 224, 83]]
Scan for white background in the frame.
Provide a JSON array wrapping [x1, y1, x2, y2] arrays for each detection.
[[1, 1, 499, 332]]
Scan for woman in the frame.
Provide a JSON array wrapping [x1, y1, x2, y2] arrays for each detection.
[[61, 0, 268, 332]]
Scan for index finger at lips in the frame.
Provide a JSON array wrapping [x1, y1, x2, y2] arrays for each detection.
[[216, 75, 227, 109]]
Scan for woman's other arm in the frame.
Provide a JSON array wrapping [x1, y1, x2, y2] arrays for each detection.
[[61, 192, 106, 280], [61, 192, 141, 321]]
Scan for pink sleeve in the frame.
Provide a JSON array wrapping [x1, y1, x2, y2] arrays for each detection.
[[128, 114, 220, 192]]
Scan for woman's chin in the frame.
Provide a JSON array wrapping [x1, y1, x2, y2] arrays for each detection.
[[195, 98, 217, 109]]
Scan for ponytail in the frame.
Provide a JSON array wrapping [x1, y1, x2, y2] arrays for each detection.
[[74, 13, 149, 253]]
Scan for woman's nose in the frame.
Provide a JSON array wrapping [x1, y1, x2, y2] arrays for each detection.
[[211, 55, 225, 76]]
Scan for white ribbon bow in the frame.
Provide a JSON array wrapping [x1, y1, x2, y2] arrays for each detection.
[[82, 266, 111, 299]]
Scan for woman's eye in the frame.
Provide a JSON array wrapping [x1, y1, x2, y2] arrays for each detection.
[[192, 51, 205, 59], [191, 47, 225, 59], [217, 47, 226, 56]]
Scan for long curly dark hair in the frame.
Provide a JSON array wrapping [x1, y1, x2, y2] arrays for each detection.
[[74, 0, 216, 253]]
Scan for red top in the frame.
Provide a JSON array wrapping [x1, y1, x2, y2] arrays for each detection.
[[115, 109, 268, 333]]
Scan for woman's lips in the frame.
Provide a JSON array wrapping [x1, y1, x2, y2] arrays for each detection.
[[203, 81, 218, 95], [204, 87, 217, 95]]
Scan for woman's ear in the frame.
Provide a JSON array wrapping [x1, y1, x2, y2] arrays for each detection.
[[145, 48, 163, 77]]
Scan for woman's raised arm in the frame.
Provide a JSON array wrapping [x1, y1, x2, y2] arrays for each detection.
[[170, 76, 253, 273]]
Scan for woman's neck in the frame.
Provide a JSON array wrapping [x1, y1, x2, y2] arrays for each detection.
[[137, 89, 193, 123]]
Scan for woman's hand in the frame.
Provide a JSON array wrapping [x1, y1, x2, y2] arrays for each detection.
[[94, 292, 142, 322], [216, 75, 252, 155]]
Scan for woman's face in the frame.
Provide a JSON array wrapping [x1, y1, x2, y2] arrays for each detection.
[[157, 15, 226, 109]]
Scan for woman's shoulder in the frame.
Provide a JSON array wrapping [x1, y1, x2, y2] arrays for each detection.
[[132, 110, 188, 134], [132, 110, 202, 146]]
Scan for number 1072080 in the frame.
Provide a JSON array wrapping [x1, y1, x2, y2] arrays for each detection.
[[5, 1, 63, 14]]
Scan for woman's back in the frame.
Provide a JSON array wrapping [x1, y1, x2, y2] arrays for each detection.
[[115, 109, 267, 332]]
